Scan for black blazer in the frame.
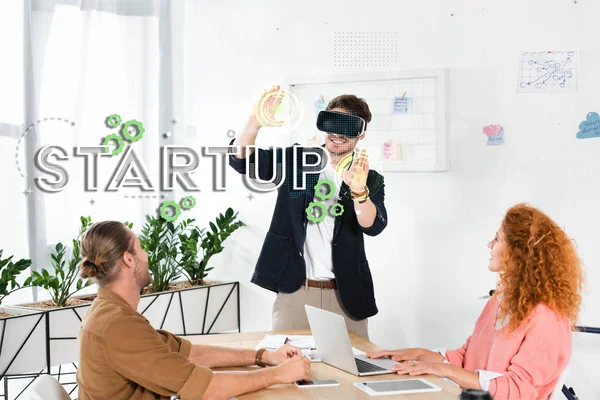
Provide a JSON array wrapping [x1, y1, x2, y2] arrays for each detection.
[[228, 144, 387, 320]]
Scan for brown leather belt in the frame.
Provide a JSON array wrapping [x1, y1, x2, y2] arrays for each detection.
[[303, 279, 337, 290]]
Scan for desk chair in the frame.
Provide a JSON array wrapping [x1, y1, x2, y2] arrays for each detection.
[[23, 374, 71, 400], [549, 358, 571, 400]]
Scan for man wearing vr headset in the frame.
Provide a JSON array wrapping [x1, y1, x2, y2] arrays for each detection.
[[229, 87, 387, 339]]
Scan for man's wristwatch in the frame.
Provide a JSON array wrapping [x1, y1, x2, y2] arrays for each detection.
[[255, 348, 267, 367]]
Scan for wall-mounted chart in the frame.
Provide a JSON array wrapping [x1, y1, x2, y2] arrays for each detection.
[[518, 51, 578, 93]]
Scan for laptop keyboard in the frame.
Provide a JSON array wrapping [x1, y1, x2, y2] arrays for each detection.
[[355, 358, 387, 373]]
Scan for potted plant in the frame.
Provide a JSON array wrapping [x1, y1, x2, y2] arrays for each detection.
[[179, 207, 245, 286], [20, 216, 95, 309], [0, 250, 47, 386], [0, 250, 33, 318], [137, 207, 244, 335]]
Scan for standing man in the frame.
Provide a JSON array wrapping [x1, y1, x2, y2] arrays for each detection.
[[229, 87, 387, 339]]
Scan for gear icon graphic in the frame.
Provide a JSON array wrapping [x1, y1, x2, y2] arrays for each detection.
[[180, 195, 197, 210], [330, 203, 345, 217], [160, 201, 181, 222], [122, 119, 145, 142], [314, 178, 335, 200], [306, 201, 327, 223], [106, 114, 122, 128], [102, 133, 125, 156]]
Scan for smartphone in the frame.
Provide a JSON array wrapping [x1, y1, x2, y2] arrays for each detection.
[[295, 380, 340, 388]]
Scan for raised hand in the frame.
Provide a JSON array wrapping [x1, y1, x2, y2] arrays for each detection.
[[250, 85, 285, 128], [343, 148, 369, 191]]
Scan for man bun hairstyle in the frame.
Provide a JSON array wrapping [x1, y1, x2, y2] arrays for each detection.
[[80, 221, 136, 287]]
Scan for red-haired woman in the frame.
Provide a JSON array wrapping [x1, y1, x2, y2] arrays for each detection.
[[368, 203, 584, 400]]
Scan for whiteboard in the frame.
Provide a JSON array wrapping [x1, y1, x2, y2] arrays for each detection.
[[285, 69, 449, 172]]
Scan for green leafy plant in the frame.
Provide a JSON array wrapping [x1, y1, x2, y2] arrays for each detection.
[[179, 207, 244, 286], [0, 250, 32, 307], [140, 216, 195, 293], [140, 207, 244, 292], [25, 216, 94, 307]]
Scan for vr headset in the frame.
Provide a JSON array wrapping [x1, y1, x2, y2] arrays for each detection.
[[316, 110, 366, 138]]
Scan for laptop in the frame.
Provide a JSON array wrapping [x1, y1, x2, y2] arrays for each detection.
[[305, 305, 400, 376]]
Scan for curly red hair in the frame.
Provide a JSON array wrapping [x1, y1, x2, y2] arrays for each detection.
[[497, 203, 584, 333]]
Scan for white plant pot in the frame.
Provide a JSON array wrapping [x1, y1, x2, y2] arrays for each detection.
[[0, 282, 240, 399], [0, 307, 48, 377]]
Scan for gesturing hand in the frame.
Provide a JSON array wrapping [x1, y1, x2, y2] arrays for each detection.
[[342, 149, 369, 191], [250, 85, 285, 128]]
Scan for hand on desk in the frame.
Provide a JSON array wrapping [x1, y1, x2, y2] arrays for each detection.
[[263, 344, 303, 366], [273, 354, 311, 384], [367, 348, 445, 363], [392, 360, 447, 377]]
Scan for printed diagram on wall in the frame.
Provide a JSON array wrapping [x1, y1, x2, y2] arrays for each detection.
[[518, 51, 577, 93]]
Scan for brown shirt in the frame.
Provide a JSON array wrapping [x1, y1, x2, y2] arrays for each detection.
[[76, 288, 213, 399]]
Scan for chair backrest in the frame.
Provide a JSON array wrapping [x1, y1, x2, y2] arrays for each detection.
[[549, 357, 571, 400], [23, 375, 71, 400]]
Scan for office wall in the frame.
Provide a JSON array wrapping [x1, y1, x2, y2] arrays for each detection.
[[186, 0, 600, 398]]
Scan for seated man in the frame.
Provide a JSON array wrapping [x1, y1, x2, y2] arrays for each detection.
[[76, 221, 310, 400]]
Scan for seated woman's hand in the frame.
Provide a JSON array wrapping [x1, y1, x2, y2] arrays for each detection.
[[366, 348, 425, 362], [392, 360, 447, 377]]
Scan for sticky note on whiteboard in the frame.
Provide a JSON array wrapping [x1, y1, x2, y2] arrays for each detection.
[[487, 128, 504, 145], [315, 99, 327, 114], [383, 140, 398, 160], [393, 97, 409, 114], [483, 125, 502, 136]]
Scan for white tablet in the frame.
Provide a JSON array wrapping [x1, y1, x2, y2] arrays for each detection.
[[353, 379, 442, 396]]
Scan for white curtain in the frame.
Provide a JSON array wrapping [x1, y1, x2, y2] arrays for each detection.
[[0, 0, 191, 303]]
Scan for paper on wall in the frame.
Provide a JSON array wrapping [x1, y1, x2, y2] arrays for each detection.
[[393, 96, 409, 114], [383, 140, 397, 160], [576, 112, 600, 139], [487, 128, 504, 146], [518, 51, 578, 93], [483, 125, 502, 137]]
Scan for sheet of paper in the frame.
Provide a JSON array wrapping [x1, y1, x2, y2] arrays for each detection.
[[483, 125, 502, 137], [576, 112, 600, 139], [393, 96, 409, 114], [518, 51, 578, 93], [487, 128, 504, 146], [256, 335, 315, 350], [383, 140, 397, 160], [256, 335, 365, 363]]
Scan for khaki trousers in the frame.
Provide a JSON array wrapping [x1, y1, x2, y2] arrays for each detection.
[[271, 286, 369, 339]]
